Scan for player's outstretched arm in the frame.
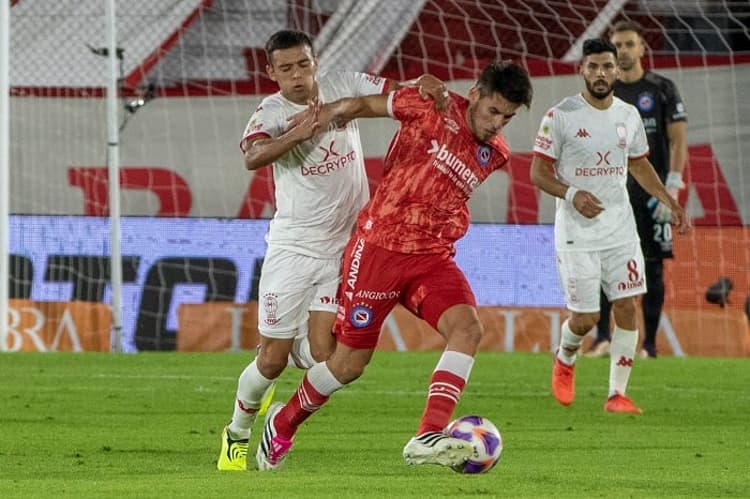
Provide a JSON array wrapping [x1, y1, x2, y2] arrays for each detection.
[[317, 94, 390, 127], [629, 156, 691, 233], [530, 155, 604, 218], [286, 73, 448, 137], [242, 99, 322, 170]]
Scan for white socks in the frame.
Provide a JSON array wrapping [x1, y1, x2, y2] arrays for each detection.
[[228, 360, 275, 439], [308, 361, 345, 395], [608, 325, 638, 397], [557, 319, 584, 366], [435, 350, 475, 379]]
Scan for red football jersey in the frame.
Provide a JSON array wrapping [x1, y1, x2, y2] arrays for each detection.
[[357, 87, 512, 254]]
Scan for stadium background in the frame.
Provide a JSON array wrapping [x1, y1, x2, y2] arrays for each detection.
[[5, 0, 750, 355]]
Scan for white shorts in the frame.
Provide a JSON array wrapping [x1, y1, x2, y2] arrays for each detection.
[[258, 246, 341, 338], [556, 241, 647, 313]]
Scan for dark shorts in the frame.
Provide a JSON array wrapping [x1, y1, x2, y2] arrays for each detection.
[[334, 236, 476, 349]]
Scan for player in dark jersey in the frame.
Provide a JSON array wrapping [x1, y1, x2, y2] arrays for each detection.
[[587, 20, 688, 359], [254, 61, 533, 471]]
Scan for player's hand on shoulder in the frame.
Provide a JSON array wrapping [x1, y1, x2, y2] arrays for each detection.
[[416, 74, 450, 112], [318, 101, 351, 130], [572, 190, 605, 219]]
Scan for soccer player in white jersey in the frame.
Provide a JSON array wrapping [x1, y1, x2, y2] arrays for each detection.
[[217, 29, 448, 471], [530, 38, 689, 414]]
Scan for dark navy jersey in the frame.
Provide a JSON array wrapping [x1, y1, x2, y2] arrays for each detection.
[[614, 71, 687, 182], [614, 71, 687, 259]]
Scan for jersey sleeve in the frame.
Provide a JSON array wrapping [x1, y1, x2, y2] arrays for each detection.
[[388, 87, 433, 123], [532, 108, 560, 162], [341, 71, 388, 97], [661, 77, 687, 124], [240, 98, 286, 151], [629, 108, 650, 159]]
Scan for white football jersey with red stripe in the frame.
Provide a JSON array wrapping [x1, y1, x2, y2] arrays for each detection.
[[241, 71, 386, 258], [533, 93, 649, 251]]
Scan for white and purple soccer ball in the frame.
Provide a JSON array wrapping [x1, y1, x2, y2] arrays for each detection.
[[445, 415, 503, 474]]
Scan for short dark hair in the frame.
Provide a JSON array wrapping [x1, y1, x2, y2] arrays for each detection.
[[582, 38, 618, 59], [476, 60, 533, 108], [609, 20, 644, 39], [265, 30, 315, 63]]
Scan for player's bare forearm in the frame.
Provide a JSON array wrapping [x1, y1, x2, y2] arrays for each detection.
[[242, 131, 310, 171], [243, 101, 323, 170], [530, 155, 604, 218], [319, 94, 389, 126], [530, 156, 569, 199]]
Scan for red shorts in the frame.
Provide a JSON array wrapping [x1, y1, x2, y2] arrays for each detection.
[[334, 236, 476, 349]]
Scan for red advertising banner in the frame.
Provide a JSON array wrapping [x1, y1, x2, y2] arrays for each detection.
[[5, 300, 112, 352], [177, 302, 749, 357]]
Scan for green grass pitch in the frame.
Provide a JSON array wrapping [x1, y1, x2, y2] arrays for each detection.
[[1, 351, 747, 498]]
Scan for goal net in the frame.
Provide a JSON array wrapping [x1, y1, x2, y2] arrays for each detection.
[[6, 0, 750, 354]]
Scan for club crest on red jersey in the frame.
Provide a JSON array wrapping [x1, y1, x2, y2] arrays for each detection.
[[477, 144, 492, 167]]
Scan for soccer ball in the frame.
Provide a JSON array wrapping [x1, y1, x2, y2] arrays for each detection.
[[445, 415, 503, 474]]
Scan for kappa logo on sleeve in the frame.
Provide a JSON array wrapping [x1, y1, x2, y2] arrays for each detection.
[[365, 74, 383, 86]]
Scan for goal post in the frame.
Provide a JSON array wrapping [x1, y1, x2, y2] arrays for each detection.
[[105, 0, 124, 353], [0, 0, 10, 352]]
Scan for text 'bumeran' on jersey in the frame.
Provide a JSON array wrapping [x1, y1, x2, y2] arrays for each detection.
[[357, 87, 512, 255]]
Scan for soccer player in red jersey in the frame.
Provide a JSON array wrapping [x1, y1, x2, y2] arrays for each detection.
[[217, 30, 449, 473], [255, 61, 533, 470]]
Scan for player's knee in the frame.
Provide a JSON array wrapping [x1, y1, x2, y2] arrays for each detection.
[[447, 318, 484, 353], [256, 348, 289, 379], [438, 305, 484, 344], [612, 297, 637, 318], [463, 319, 484, 345], [569, 312, 599, 334]]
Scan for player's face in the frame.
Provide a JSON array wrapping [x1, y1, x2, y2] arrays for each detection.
[[611, 30, 644, 72], [466, 87, 520, 143], [581, 52, 618, 100], [266, 44, 318, 105]]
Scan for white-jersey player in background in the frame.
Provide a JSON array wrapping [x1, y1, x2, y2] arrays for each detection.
[[217, 29, 448, 471], [530, 38, 689, 415]]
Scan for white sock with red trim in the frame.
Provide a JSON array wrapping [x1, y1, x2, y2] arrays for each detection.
[[557, 319, 583, 366], [609, 325, 638, 397], [228, 360, 274, 439]]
